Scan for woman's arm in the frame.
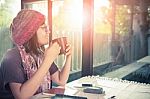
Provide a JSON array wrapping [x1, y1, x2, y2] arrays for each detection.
[[9, 42, 60, 99], [51, 44, 72, 86]]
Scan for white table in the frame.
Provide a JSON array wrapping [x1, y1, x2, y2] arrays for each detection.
[[31, 76, 150, 99], [137, 56, 150, 63]]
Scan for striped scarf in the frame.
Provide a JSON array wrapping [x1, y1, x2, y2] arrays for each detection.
[[17, 45, 51, 93]]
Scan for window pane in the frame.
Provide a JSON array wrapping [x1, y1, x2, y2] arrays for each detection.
[[0, 0, 21, 61], [52, 0, 82, 72], [93, 0, 112, 67]]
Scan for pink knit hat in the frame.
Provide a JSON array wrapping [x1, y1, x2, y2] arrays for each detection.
[[11, 9, 45, 45]]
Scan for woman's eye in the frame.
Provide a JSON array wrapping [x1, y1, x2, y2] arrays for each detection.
[[41, 27, 45, 29], [40, 26, 47, 29]]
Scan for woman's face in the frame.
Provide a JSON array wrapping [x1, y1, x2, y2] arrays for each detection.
[[36, 24, 50, 46]]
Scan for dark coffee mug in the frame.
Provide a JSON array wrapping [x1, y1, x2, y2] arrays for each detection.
[[52, 37, 67, 55]]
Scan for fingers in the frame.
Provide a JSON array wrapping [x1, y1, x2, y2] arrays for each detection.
[[65, 44, 72, 56], [53, 42, 61, 52], [46, 42, 61, 56]]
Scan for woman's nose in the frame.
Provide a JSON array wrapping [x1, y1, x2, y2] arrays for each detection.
[[45, 27, 50, 34]]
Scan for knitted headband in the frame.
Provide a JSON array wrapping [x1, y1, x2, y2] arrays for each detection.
[[11, 9, 45, 45]]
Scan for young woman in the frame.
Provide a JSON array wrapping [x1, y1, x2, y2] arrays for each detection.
[[0, 9, 72, 99]]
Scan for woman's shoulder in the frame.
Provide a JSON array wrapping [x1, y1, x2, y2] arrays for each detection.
[[1, 47, 21, 64], [6, 46, 19, 55]]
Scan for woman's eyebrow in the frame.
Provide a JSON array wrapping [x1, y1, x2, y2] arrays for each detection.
[[41, 22, 46, 25], [40, 24, 47, 27]]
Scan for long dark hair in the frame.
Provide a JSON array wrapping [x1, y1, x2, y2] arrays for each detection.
[[23, 33, 45, 56]]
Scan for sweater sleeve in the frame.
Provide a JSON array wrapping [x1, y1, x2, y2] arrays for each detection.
[[49, 62, 58, 75]]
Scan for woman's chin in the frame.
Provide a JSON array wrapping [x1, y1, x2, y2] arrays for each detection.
[[44, 42, 49, 45], [39, 41, 48, 46]]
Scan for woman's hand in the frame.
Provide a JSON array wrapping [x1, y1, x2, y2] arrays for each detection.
[[51, 43, 72, 86], [65, 44, 72, 56], [44, 42, 61, 61]]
